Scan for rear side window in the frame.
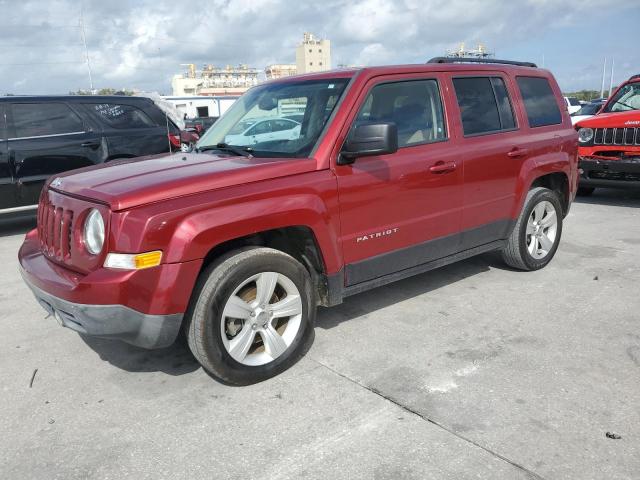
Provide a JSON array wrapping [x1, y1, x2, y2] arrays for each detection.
[[355, 79, 447, 148], [90, 103, 157, 129], [452, 77, 516, 135], [516, 77, 562, 127], [12, 103, 84, 138]]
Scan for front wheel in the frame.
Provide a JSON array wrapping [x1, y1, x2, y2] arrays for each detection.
[[185, 247, 315, 385], [501, 187, 563, 271]]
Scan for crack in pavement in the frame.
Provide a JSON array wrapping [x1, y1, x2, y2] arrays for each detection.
[[311, 358, 547, 480]]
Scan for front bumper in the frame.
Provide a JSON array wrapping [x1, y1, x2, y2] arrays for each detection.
[[22, 275, 183, 349], [579, 157, 640, 188], [18, 229, 200, 349]]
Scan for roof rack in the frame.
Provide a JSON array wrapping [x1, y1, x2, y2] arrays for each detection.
[[427, 57, 537, 68]]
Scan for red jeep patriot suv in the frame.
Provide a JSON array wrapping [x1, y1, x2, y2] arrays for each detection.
[[19, 58, 578, 384], [576, 73, 640, 194]]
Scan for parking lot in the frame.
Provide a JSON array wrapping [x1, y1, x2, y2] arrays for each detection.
[[1, 189, 639, 480]]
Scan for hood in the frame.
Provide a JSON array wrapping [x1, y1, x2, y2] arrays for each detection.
[[576, 110, 640, 129], [49, 152, 317, 211]]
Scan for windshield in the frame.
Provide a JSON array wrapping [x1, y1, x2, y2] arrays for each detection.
[[573, 103, 601, 116], [197, 78, 350, 158], [603, 82, 640, 112]]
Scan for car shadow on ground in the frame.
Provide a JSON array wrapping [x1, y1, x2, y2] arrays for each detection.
[[80, 334, 200, 376], [0, 215, 36, 238], [316, 251, 505, 330], [574, 188, 640, 208], [80, 252, 507, 377]]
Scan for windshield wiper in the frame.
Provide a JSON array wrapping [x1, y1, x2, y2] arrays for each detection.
[[197, 143, 253, 158]]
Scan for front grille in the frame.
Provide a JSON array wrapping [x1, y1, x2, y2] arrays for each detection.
[[588, 170, 640, 182], [593, 127, 640, 146], [38, 193, 74, 262]]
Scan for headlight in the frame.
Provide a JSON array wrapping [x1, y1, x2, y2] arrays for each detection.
[[83, 208, 105, 255], [578, 127, 594, 143]]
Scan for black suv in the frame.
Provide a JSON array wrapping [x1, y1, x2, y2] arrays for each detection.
[[0, 96, 181, 215]]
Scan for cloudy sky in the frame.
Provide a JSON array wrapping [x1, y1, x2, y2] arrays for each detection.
[[1, 0, 639, 95]]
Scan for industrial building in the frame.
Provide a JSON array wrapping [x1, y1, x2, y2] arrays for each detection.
[[265, 64, 298, 80], [171, 64, 259, 96]]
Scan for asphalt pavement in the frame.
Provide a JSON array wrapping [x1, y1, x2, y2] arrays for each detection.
[[1, 188, 639, 480]]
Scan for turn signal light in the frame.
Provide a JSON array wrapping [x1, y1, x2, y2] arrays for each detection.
[[104, 251, 163, 270]]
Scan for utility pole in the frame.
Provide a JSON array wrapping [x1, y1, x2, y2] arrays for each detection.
[[600, 58, 607, 99], [608, 58, 615, 98], [80, 4, 94, 92]]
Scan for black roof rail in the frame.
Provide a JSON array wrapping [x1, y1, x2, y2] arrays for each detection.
[[630, 73, 640, 80], [427, 57, 537, 68]]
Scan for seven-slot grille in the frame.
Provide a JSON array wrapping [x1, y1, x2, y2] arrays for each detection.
[[593, 127, 640, 146], [38, 194, 74, 262]]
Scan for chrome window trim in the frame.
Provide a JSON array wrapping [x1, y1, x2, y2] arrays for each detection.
[[0, 204, 38, 214], [8, 131, 86, 141]]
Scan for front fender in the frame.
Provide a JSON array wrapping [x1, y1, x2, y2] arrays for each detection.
[[111, 170, 343, 274]]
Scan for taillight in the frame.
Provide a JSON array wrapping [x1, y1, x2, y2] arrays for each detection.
[[168, 133, 181, 148]]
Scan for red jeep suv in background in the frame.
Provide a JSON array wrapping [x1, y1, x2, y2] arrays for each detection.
[[19, 58, 578, 385], [576, 73, 640, 194]]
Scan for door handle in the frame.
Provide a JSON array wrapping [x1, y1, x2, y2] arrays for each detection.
[[507, 148, 529, 158], [429, 161, 457, 174], [80, 140, 100, 148]]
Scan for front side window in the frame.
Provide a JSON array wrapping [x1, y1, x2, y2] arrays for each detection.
[[516, 77, 563, 127], [91, 103, 156, 129], [354, 79, 447, 147], [603, 82, 640, 112], [453, 77, 516, 135], [198, 78, 349, 158], [12, 103, 84, 138]]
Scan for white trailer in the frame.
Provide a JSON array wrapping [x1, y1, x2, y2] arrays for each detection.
[[162, 96, 239, 119]]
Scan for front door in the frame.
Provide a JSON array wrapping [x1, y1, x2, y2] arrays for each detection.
[[334, 74, 463, 286], [7, 102, 103, 206]]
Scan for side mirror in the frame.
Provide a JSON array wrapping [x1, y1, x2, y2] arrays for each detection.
[[339, 123, 398, 165]]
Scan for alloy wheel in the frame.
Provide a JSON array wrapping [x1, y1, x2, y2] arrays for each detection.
[[220, 272, 303, 366], [526, 201, 558, 259]]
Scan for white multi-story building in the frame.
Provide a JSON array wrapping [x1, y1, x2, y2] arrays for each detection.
[[295, 33, 331, 74]]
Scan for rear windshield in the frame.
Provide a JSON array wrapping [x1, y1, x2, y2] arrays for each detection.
[[516, 77, 562, 127]]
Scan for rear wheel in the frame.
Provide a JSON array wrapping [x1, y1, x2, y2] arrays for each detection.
[[577, 186, 595, 196], [501, 187, 563, 271], [185, 247, 315, 385]]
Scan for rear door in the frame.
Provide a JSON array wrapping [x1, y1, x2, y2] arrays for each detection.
[[0, 104, 16, 210], [85, 101, 171, 157], [7, 101, 104, 207], [448, 73, 526, 249]]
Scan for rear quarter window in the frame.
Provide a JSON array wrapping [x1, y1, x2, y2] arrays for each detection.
[[516, 77, 563, 127], [90, 103, 157, 129]]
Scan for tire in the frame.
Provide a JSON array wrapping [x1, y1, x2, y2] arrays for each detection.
[[185, 247, 315, 385], [576, 186, 595, 196], [501, 187, 563, 271]]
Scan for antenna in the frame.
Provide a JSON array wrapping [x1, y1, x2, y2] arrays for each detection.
[[80, 3, 94, 92]]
